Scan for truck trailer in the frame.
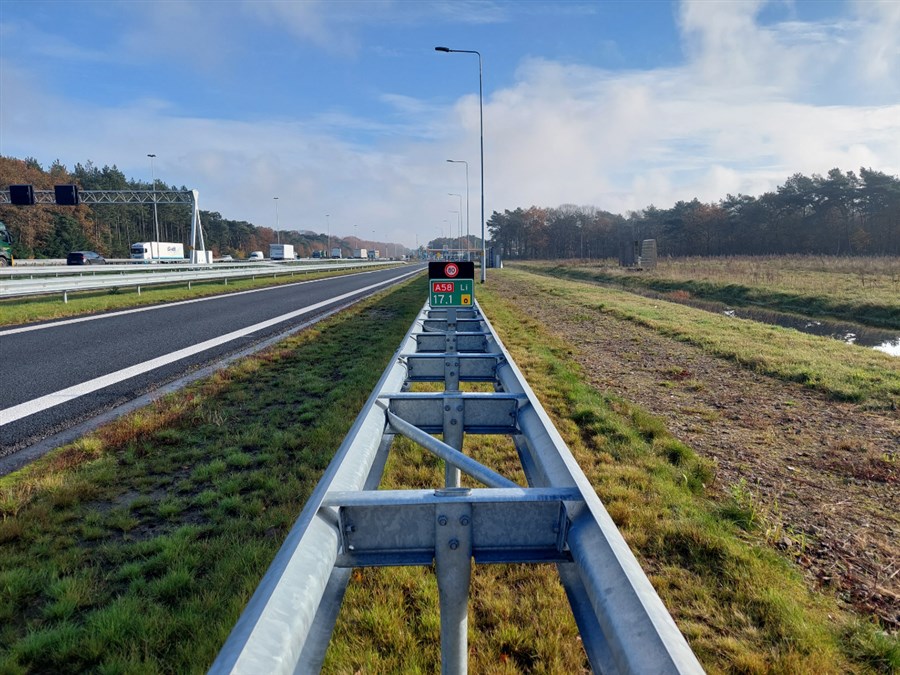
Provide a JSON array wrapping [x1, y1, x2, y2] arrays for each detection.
[[269, 244, 295, 260], [130, 242, 185, 262], [353, 248, 368, 259], [331, 247, 342, 259]]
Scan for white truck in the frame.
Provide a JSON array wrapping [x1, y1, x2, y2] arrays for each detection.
[[331, 247, 342, 259], [130, 242, 185, 262], [353, 248, 368, 259], [269, 243, 295, 260]]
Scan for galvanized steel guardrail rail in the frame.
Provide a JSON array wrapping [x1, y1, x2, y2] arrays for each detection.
[[0, 260, 398, 302], [209, 293, 704, 673]]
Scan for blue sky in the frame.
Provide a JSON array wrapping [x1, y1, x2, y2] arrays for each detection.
[[2, 1, 898, 249]]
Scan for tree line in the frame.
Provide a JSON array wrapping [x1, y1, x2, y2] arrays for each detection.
[[0, 156, 401, 259], [487, 168, 900, 260], [3, 157, 897, 261]]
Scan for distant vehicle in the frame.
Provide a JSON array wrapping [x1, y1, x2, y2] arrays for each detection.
[[219, 255, 234, 262], [368, 249, 380, 260], [0, 221, 13, 266], [130, 241, 185, 262], [353, 248, 368, 259], [248, 251, 265, 261], [311, 250, 322, 259], [269, 244, 295, 260], [331, 247, 342, 259], [67, 251, 106, 265]]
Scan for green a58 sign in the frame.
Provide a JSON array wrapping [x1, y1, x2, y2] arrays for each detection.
[[428, 261, 475, 307]]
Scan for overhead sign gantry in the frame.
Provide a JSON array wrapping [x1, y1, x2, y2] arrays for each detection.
[[1, 184, 210, 263]]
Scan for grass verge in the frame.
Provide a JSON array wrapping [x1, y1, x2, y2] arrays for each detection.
[[321, 277, 897, 673], [508, 267, 900, 409], [517, 258, 900, 330], [2, 269, 896, 673]]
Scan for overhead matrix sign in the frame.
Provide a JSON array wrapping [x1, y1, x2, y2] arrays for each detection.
[[428, 261, 474, 307]]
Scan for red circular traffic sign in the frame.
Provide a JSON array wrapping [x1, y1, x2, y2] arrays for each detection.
[[444, 263, 459, 278]]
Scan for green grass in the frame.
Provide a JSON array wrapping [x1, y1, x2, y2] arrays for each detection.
[[470, 279, 897, 673], [321, 275, 897, 673], [1, 268, 896, 673], [521, 257, 900, 330], [0, 263, 399, 327], [506, 267, 900, 409]]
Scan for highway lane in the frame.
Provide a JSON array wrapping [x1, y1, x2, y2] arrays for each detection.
[[0, 264, 425, 456]]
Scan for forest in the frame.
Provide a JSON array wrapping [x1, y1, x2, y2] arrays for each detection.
[[2, 156, 898, 261], [487, 167, 900, 260]]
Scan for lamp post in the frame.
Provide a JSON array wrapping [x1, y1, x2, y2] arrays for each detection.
[[274, 197, 280, 244], [447, 159, 469, 260], [147, 154, 159, 243], [436, 46, 485, 282]]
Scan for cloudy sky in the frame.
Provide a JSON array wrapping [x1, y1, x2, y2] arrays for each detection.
[[1, 0, 898, 248]]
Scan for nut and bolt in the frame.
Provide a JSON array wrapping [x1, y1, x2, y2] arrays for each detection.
[[448, 539, 459, 550], [438, 515, 448, 526]]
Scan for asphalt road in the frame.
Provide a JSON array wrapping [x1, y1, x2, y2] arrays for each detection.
[[0, 264, 425, 457]]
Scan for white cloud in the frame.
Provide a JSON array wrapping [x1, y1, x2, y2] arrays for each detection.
[[853, 0, 900, 85]]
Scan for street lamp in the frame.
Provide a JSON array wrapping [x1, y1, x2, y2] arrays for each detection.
[[447, 159, 469, 260], [326, 214, 331, 257], [147, 153, 159, 243], [274, 197, 280, 244], [436, 46, 485, 282]]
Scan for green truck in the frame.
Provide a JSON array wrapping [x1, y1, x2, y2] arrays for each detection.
[[0, 221, 12, 266]]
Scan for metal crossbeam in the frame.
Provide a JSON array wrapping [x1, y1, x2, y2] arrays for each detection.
[[416, 332, 488, 352], [0, 188, 195, 205], [386, 393, 521, 434], [403, 353, 502, 381], [423, 318, 483, 332], [210, 298, 704, 675], [326, 487, 580, 567]]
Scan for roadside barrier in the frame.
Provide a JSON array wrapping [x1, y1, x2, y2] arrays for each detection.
[[210, 264, 703, 674], [0, 260, 397, 302]]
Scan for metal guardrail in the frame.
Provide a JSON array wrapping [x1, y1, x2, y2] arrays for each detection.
[[209, 297, 704, 674], [0, 260, 399, 302]]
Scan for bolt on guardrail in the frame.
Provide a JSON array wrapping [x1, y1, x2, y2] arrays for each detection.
[[210, 264, 704, 674]]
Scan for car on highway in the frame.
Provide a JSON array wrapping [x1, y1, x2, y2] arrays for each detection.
[[218, 255, 234, 262], [67, 251, 106, 265], [248, 251, 265, 261]]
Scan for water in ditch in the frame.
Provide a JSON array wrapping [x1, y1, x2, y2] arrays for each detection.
[[667, 295, 900, 356]]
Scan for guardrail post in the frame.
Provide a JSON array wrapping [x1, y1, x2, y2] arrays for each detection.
[[435, 494, 473, 674]]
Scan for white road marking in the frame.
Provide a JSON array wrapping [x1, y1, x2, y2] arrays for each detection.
[[0, 269, 421, 425], [0, 267, 389, 337]]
